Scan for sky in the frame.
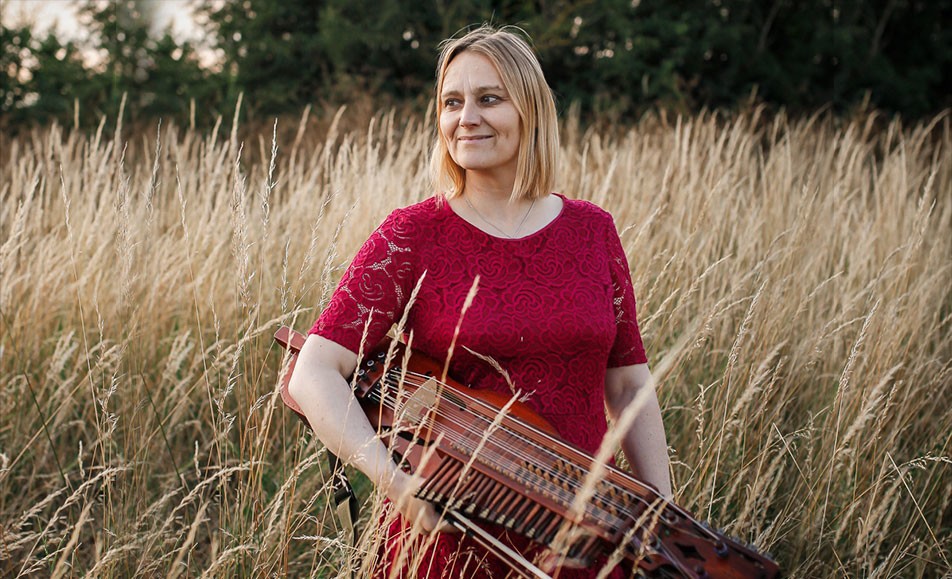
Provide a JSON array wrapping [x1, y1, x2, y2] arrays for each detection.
[[1, 0, 220, 70], [1, 0, 205, 43]]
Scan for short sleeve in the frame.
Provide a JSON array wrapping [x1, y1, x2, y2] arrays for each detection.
[[310, 210, 418, 356], [606, 218, 648, 367]]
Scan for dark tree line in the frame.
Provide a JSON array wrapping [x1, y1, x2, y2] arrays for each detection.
[[1, 0, 949, 132]]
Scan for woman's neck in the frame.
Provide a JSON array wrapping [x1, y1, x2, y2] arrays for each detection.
[[462, 167, 518, 203]]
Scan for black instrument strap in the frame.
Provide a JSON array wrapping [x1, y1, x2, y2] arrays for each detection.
[[327, 450, 359, 548]]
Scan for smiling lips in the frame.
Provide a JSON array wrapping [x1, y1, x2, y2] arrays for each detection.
[[458, 135, 492, 142]]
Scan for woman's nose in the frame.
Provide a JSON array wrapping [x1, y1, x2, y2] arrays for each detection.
[[459, 101, 480, 126]]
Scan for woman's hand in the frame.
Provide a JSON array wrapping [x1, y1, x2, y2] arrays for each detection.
[[538, 549, 587, 574], [384, 470, 457, 534]]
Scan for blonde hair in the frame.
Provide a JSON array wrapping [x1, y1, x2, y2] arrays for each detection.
[[431, 25, 559, 202]]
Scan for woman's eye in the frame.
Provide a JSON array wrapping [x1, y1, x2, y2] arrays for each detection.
[[481, 95, 500, 104], [444, 98, 461, 108]]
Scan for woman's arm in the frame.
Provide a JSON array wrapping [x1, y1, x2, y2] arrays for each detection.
[[604, 364, 672, 498], [288, 334, 451, 532]]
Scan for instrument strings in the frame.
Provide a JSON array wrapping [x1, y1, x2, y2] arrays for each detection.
[[397, 370, 652, 509], [395, 374, 644, 521], [372, 370, 729, 569], [371, 379, 619, 524], [355, 352, 724, 572], [368, 368, 728, 559], [367, 368, 656, 529]]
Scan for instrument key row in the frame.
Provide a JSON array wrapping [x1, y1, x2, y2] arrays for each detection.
[[416, 457, 601, 562]]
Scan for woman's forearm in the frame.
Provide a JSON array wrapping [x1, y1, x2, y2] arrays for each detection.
[[618, 388, 672, 498], [605, 364, 673, 498], [287, 342, 398, 491], [287, 339, 452, 532]]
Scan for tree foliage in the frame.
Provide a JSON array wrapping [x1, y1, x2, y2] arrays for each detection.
[[1, 0, 949, 132]]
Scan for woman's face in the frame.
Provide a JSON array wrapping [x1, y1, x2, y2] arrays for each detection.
[[439, 51, 521, 181]]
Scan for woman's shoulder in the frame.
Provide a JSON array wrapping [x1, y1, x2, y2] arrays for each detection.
[[351, 197, 443, 268], [386, 195, 444, 224], [375, 195, 441, 227], [559, 195, 616, 227]]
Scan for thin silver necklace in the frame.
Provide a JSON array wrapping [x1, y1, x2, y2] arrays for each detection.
[[463, 196, 536, 239]]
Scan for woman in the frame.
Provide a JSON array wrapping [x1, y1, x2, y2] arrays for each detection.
[[288, 25, 672, 578]]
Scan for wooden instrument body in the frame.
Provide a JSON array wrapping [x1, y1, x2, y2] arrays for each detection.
[[274, 327, 779, 579]]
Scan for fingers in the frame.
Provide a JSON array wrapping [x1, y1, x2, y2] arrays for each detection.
[[538, 549, 586, 573], [383, 470, 417, 505], [409, 499, 459, 534], [385, 473, 458, 534]]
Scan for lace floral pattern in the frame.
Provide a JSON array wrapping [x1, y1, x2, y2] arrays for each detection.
[[311, 194, 646, 578]]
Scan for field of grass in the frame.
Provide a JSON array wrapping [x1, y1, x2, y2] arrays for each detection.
[[1, 104, 950, 577]]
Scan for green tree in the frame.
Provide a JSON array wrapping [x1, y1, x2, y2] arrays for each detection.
[[4, 0, 951, 132], [0, 25, 35, 122], [76, 0, 215, 125], [202, 0, 328, 118], [140, 33, 217, 121], [0, 25, 94, 130], [830, 0, 950, 115]]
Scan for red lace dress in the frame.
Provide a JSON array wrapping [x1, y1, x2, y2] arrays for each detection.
[[310, 194, 647, 578]]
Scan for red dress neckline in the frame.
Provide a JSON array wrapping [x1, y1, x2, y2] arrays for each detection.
[[440, 192, 567, 241]]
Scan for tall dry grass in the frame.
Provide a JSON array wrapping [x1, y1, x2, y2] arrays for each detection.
[[0, 103, 949, 577]]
